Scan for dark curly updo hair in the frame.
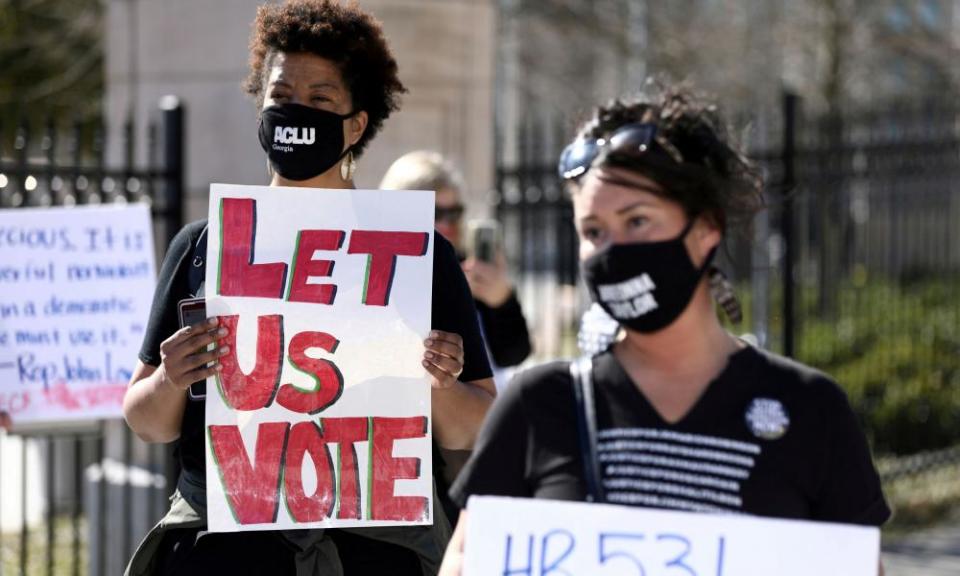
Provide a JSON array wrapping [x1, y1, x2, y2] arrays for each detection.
[[243, 0, 407, 157], [573, 82, 763, 233]]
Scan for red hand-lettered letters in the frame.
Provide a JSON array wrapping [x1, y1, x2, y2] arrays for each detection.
[[210, 417, 428, 525], [217, 197, 429, 306]]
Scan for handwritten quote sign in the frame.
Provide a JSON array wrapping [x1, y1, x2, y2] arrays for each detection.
[[204, 184, 435, 532], [464, 496, 881, 576], [0, 204, 156, 424]]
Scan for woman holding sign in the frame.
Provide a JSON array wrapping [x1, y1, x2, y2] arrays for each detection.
[[123, 2, 494, 575], [440, 83, 889, 575]]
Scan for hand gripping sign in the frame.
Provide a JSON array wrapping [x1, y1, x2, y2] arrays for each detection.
[[204, 184, 434, 532], [464, 496, 881, 576]]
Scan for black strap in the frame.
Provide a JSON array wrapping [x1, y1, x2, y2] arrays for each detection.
[[187, 225, 208, 297], [570, 356, 604, 503]]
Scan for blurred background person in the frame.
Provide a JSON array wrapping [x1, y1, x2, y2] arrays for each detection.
[[381, 151, 533, 389], [381, 150, 531, 527]]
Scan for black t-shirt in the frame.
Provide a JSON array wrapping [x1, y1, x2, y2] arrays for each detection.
[[451, 345, 890, 526], [138, 219, 492, 571]]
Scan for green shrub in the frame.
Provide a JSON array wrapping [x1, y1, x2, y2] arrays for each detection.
[[732, 277, 960, 455]]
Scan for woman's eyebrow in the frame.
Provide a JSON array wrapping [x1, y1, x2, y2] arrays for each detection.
[[309, 82, 340, 90], [616, 199, 657, 215]]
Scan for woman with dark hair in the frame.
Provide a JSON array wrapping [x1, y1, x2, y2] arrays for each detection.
[[439, 83, 889, 575], [123, 2, 495, 574]]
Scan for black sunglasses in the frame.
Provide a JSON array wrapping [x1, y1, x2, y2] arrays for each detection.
[[435, 204, 465, 223], [557, 122, 685, 181]]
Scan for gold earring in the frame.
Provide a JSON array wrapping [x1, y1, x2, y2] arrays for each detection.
[[340, 150, 356, 181]]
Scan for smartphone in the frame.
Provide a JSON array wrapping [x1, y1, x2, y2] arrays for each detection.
[[177, 297, 208, 400], [178, 297, 207, 330], [468, 219, 500, 263]]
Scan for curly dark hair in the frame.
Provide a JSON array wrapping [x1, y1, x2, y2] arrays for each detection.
[[573, 81, 764, 233], [243, 0, 407, 157]]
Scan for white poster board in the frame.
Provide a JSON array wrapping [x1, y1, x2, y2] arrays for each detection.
[[204, 183, 434, 532], [465, 496, 880, 576], [0, 204, 156, 425]]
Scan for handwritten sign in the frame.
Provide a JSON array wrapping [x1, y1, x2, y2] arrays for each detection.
[[204, 184, 434, 532], [464, 496, 880, 576], [0, 204, 156, 424]]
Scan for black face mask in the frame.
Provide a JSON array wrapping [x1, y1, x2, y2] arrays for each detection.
[[581, 219, 716, 334], [258, 103, 354, 181]]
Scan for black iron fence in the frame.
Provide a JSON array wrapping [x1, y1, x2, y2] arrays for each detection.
[[766, 97, 960, 457], [494, 118, 581, 360], [0, 99, 184, 575], [495, 95, 960, 461]]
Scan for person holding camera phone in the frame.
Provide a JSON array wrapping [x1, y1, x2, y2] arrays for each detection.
[[381, 151, 533, 384], [381, 152, 532, 526]]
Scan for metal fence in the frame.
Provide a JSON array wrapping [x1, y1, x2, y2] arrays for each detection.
[[0, 99, 184, 576], [495, 95, 960, 459], [494, 118, 582, 361], [765, 96, 960, 457]]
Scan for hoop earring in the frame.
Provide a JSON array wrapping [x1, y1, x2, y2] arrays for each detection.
[[340, 150, 356, 181], [708, 266, 742, 324]]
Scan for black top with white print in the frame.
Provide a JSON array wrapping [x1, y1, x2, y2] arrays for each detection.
[[451, 345, 890, 526]]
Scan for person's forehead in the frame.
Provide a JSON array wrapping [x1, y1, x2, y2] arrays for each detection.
[[435, 187, 462, 206], [579, 166, 666, 199], [268, 52, 345, 87]]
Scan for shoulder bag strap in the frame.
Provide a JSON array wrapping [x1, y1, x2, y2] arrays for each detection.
[[570, 355, 604, 503]]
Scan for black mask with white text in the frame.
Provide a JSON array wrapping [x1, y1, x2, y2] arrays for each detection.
[[258, 103, 354, 181], [581, 219, 715, 334]]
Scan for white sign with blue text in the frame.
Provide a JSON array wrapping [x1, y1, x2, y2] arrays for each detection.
[[465, 496, 880, 576], [0, 204, 156, 424]]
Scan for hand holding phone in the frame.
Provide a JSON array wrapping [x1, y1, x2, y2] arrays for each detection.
[[463, 220, 513, 307], [176, 298, 215, 399]]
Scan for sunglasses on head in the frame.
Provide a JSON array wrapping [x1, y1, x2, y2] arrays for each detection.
[[435, 204, 465, 224], [557, 122, 686, 181]]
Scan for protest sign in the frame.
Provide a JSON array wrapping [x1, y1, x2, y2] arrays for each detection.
[[204, 183, 435, 532], [464, 496, 881, 576], [0, 204, 156, 425]]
